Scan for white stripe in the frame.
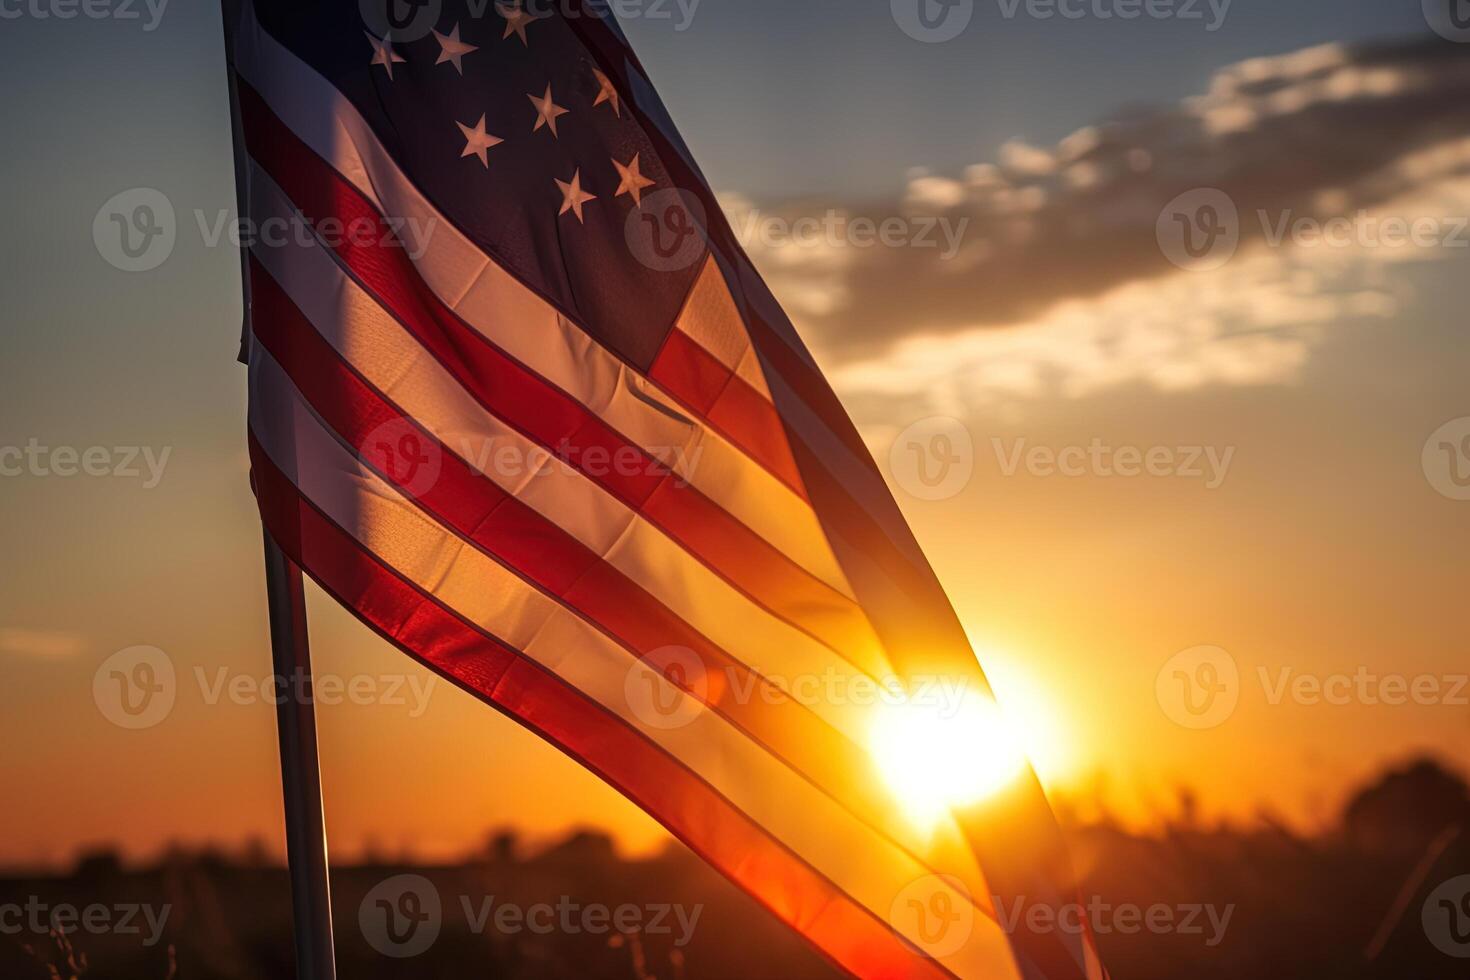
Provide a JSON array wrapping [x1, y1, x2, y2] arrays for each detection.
[[230, 3, 854, 605], [247, 350, 1019, 980], [674, 257, 774, 396], [245, 163, 892, 746]]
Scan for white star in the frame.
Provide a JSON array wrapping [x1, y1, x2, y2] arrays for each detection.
[[528, 85, 570, 138], [433, 24, 479, 75], [593, 68, 621, 117], [612, 154, 656, 207], [498, 2, 538, 46], [366, 32, 406, 80], [457, 115, 504, 168], [557, 170, 597, 223]]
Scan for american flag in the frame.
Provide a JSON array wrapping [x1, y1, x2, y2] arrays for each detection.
[[224, 1, 1104, 976]]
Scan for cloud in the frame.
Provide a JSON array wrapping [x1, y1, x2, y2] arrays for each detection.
[[731, 39, 1470, 405], [0, 628, 86, 660]]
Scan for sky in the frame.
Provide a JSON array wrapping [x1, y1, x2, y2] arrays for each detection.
[[1, 0, 1468, 868]]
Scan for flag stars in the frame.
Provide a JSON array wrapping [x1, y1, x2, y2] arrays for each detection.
[[457, 115, 504, 168], [433, 24, 479, 75], [557, 170, 598, 223], [366, 32, 406, 79], [529, 85, 570, 137], [498, 2, 538, 46], [593, 68, 622, 117], [612, 154, 656, 207]]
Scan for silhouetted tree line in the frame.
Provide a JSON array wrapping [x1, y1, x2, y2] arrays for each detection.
[[3, 756, 1466, 979]]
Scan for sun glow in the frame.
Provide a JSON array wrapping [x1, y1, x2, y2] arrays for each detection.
[[870, 688, 1031, 830], [869, 656, 1076, 831]]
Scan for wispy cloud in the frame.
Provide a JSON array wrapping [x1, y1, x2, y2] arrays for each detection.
[[0, 628, 86, 660], [732, 40, 1470, 409]]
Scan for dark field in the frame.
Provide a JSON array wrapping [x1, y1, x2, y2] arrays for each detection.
[[5, 757, 1467, 980]]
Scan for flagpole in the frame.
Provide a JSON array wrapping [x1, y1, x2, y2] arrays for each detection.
[[216, 0, 338, 972], [263, 531, 339, 980]]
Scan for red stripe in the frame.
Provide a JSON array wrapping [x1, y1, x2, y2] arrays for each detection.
[[736, 299, 978, 664], [247, 254, 910, 851], [651, 327, 805, 493], [249, 440, 952, 980], [237, 80, 876, 671], [731, 295, 1093, 980], [722, 277, 1097, 980]]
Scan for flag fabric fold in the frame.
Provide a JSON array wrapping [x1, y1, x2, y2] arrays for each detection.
[[225, 2, 1105, 976]]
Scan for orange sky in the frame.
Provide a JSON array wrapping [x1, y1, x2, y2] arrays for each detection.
[[2, 11, 1469, 870]]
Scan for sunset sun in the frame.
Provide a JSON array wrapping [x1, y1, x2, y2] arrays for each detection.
[[870, 688, 1031, 829]]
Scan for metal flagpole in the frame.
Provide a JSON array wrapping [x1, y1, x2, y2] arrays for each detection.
[[262, 531, 339, 980], [216, 0, 340, 973]]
